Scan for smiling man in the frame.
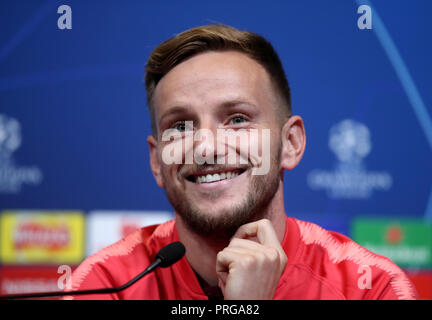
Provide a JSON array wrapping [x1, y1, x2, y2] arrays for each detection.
[[69, 24, 418, 300]]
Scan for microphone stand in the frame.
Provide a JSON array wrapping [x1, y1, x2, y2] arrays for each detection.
[[0, 258, 162, 300]]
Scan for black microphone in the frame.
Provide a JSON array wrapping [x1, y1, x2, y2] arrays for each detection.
[[0, 241, 186, 300]]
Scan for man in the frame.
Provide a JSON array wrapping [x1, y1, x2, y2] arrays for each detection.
[[69, 24, 418, 300]]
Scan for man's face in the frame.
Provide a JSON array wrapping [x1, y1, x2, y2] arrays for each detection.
[[150, 50, 284, 238]]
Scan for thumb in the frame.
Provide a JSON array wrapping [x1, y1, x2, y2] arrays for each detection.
[[218, 278, 226, 296], [217, 270, 228, 285]]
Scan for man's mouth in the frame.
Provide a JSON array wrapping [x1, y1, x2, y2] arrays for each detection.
[[186, 168, 247, 184]]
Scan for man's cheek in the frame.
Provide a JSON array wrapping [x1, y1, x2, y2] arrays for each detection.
[[249, 128, 271, 176]]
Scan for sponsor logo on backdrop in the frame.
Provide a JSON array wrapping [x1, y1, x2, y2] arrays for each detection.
[[385, 224, 404, 245], [0, 211, 85, 264], [0, 114, 43, 193], [352, 218, 432, 268], [86, 211, 173, 256], [307, 119, 393, 199], [0, 266, 75, 296]]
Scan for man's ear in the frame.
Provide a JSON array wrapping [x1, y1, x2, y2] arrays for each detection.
[[147, 135, 164, 188], [280, 115, 306, 170]]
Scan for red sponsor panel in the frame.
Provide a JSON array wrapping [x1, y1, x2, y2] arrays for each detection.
[[406, 270, 432, 300], [0, 265, 76, 299]]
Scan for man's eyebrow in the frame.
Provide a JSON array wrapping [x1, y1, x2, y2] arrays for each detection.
[[159, 99, 258, 123], [159, 106, 190, 123], [219, 99, 259, 110]]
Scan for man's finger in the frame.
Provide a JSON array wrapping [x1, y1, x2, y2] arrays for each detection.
[[216, 248, 245, 273], [228, 237, 270, 251], [232, 219, 280, 248]]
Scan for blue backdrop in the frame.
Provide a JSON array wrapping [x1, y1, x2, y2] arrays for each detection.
[[0, 0, 431, 237]]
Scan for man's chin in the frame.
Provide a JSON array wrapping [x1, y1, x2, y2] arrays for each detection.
[[188, 201, 243, 216], [175, 200, 259, 240], [167, 155, 282, 240], [180, 215, 248, 240]]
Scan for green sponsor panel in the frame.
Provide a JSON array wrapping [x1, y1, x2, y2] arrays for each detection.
[[352, 218, 432, 268]]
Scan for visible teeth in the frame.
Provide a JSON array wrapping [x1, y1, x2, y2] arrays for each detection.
[[195, 171, 241, 183]]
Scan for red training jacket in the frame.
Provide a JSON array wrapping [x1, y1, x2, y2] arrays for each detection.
[[67, 217, 418, 300]]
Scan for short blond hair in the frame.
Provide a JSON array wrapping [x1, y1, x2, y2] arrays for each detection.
[[145, 24, 291, 135]]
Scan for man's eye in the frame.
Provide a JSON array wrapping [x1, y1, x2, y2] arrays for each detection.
[[172, 121, 192, 132], [229, 116, 247, 125], [172, 122, 186, 131]]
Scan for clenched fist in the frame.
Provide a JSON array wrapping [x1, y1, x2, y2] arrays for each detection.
[[216, 219, 288, 300]]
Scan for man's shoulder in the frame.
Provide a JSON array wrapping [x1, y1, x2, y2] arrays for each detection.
[[283, 217, 418, 300], [70, 219, 177, 293]]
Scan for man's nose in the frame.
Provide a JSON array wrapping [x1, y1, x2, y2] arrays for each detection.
[[192, 120, 225, 164]]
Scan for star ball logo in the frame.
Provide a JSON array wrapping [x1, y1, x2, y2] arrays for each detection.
[[0, 114, 43, 193], [307, 119, 393, 199]]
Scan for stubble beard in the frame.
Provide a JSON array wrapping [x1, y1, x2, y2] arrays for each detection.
[[163, 142, 282, 241]]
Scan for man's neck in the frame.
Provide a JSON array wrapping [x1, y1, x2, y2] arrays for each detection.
[[175, 185, 287, 287]]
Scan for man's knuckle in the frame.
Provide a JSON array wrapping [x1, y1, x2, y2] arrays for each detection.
[[242, 255, 255, 266], [259, 218, 271, 225], [230, 238, 241, 245], [266, 247, 279, 261], [278, 252, 288, 268]]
